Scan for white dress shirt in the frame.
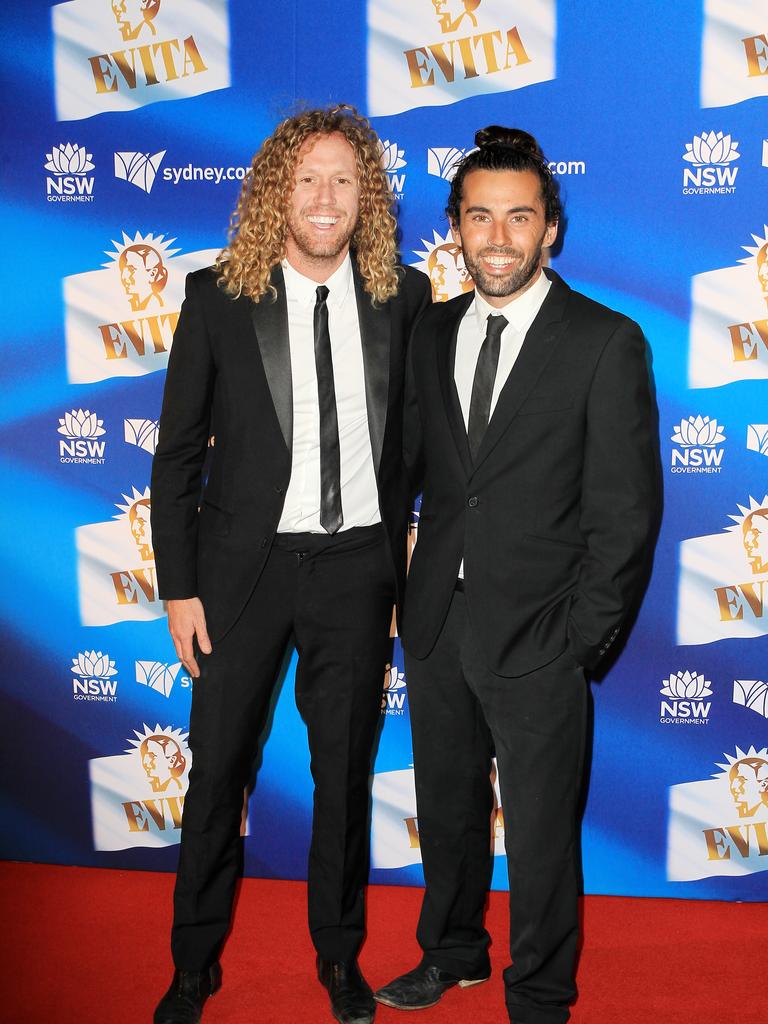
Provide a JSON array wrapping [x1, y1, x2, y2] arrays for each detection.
[[277, 254, 381, 533], [454, 269, 551, 576]]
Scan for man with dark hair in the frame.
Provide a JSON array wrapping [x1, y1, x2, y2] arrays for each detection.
[[150, 106, 430, 1024], [376, 126, 657, 1024]]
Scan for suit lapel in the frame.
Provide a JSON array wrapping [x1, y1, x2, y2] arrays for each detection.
[[436, 291, 475, 478], [472, 269, 571, 475], [353, 261, 390, 475], [251, 264, 292, 454]]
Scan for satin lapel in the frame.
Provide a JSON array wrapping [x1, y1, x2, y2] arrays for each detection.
[[353, 263, 390, 475], [471, 270, 571, 475], [435, 291, 475, 478], [250, 264, 292, 454]]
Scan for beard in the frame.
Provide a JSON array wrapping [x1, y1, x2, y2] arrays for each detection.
[[285, 207, 356, 263], [461, 241, 544, 299]]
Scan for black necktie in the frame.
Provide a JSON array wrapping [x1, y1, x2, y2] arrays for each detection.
[[313, 285, 343, 534], [467, 313, 507, 461]]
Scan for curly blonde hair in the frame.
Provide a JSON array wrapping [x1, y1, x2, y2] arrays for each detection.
[[216, 105, 400, 304]]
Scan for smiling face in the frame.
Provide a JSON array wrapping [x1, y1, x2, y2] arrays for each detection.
[[283, 132, 360, 281], [451, 167, 557, 307]]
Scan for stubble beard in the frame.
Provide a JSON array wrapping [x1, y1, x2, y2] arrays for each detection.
[[285, 209, 356, 265], [462, 243, 543, 299]]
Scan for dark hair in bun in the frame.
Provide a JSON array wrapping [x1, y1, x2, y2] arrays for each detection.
[[446, 125, 561, 226]]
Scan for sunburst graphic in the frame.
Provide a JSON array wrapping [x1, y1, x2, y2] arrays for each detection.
[[737, 226, 768, 267], [124, 722, 189, 756], [724, 497, 768, 533], [114, 485, 152, 522], [712, 745, 768, 778], [102, 230, 180, 269], [411, 229, 472, 302], [114, 485, 153, 560]]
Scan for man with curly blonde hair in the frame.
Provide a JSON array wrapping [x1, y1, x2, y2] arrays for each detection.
[[151, 106, 430, 1024]]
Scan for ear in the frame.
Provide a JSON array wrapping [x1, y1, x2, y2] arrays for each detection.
[[449, 218, 461, 246], [543, 220, 558, 249]]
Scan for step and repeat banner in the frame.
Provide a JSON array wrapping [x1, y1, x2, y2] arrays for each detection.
[[1, 0, 767, 900]]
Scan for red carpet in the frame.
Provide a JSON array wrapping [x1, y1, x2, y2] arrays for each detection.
[[2, 861, 764, 1024]]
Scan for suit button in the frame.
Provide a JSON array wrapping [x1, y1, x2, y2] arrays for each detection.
[[274, 486, 284, 495], [468, 496, 479, 508], [260, 537, 268, 548]]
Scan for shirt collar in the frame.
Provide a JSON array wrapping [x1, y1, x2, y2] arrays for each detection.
[[282, 252, 353, 308], [472, 268, 551, 335]]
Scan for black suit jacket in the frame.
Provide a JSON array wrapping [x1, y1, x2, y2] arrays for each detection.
[[402, 268, 658, 676], [151, 259, 431, 643]]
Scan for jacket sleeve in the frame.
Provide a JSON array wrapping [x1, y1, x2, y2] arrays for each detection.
[[402, 275, 432, 498], [150, 272, 215, 600], [567, 318, 659, 670]]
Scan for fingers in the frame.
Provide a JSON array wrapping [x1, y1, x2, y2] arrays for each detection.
[[196, 613, 213, 656]]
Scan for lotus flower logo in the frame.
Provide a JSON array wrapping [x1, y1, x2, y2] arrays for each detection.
[[747, 424, 768, 457], [58, 409, 106, 441], [682, 131, 740, 167], [124, 418, 160, 455], [427, 147, 468, 182], [71, 651, 117, 679], [136, 660, 182, 698], [660, 670, 713, 699], [384, 665, 407, 691], [378, 140, 406, 173], [670, 415, 725, 448], [733, 679, 768, 720], [44, 142, 95, 177]]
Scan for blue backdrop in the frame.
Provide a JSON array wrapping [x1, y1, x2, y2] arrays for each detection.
[[1, 0, 767, 901]]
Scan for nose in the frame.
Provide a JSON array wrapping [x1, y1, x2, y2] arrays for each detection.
[[487, 218, 513, 248]]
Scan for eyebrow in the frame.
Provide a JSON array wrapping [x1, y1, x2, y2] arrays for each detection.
[[464, 204, 537, 215]]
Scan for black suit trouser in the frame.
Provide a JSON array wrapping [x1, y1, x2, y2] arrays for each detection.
[[405, 589, 587, 1024], [171, 524, 394, 970]]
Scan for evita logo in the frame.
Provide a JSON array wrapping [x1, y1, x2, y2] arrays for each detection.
[[44, 143, 95, 203], [659, 670, 712, 725], [670, 415, 725, 474], [378, 140, 406, 199], [58, 409, 106, 465], [382, 663, 407, 716], [71, 650, 118, 702], [682, 131, 739, 195]]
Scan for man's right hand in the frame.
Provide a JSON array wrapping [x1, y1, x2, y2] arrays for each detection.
[[167, 597, 212, 678]]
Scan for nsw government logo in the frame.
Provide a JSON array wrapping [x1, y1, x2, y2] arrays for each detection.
[[378, 140, 406, 199], [670, 416, 725, 474], [667, 746, 768, 881], [71, 650, 119, 702], [682, 131, 739, 195], [659, 670, 712, 725], [44, 143, 95, 203], [382, 664, 407, 716], [58, 409, 107, 465]]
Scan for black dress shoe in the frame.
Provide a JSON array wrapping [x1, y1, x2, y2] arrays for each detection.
[[317, 957, 376, 1024], [375, 962, 490, 1010], [153, 963, 222, 1024]]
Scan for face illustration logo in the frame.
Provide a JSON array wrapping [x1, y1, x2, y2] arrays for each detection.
[[114, 150, 166, 193], [111, 0, 161, 42], [89, 724, 190, 850], [52, 0, 230, 122], [677, 496, 768, 646], [681, 131, 739, 196], [63, 231, 219, 384], [700, 1, 768, 109], [124, 418, 160, 454], [378, 140, 407, 199], [411, 229, 474, 302], [667, 746, 768, 881], [44, 143, 95, 203], [659, 670, 713, 725], [688, 227, 768, 388], [58, 409, 107, 465], [669, 415, 725, 474], [733, 679, 768, 720], [136, 659, 189, 698], [432, 0, 481, 34], [367, 0, 555, 117], [76, 485, 165, 626], [71, 650, 118, 702]]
